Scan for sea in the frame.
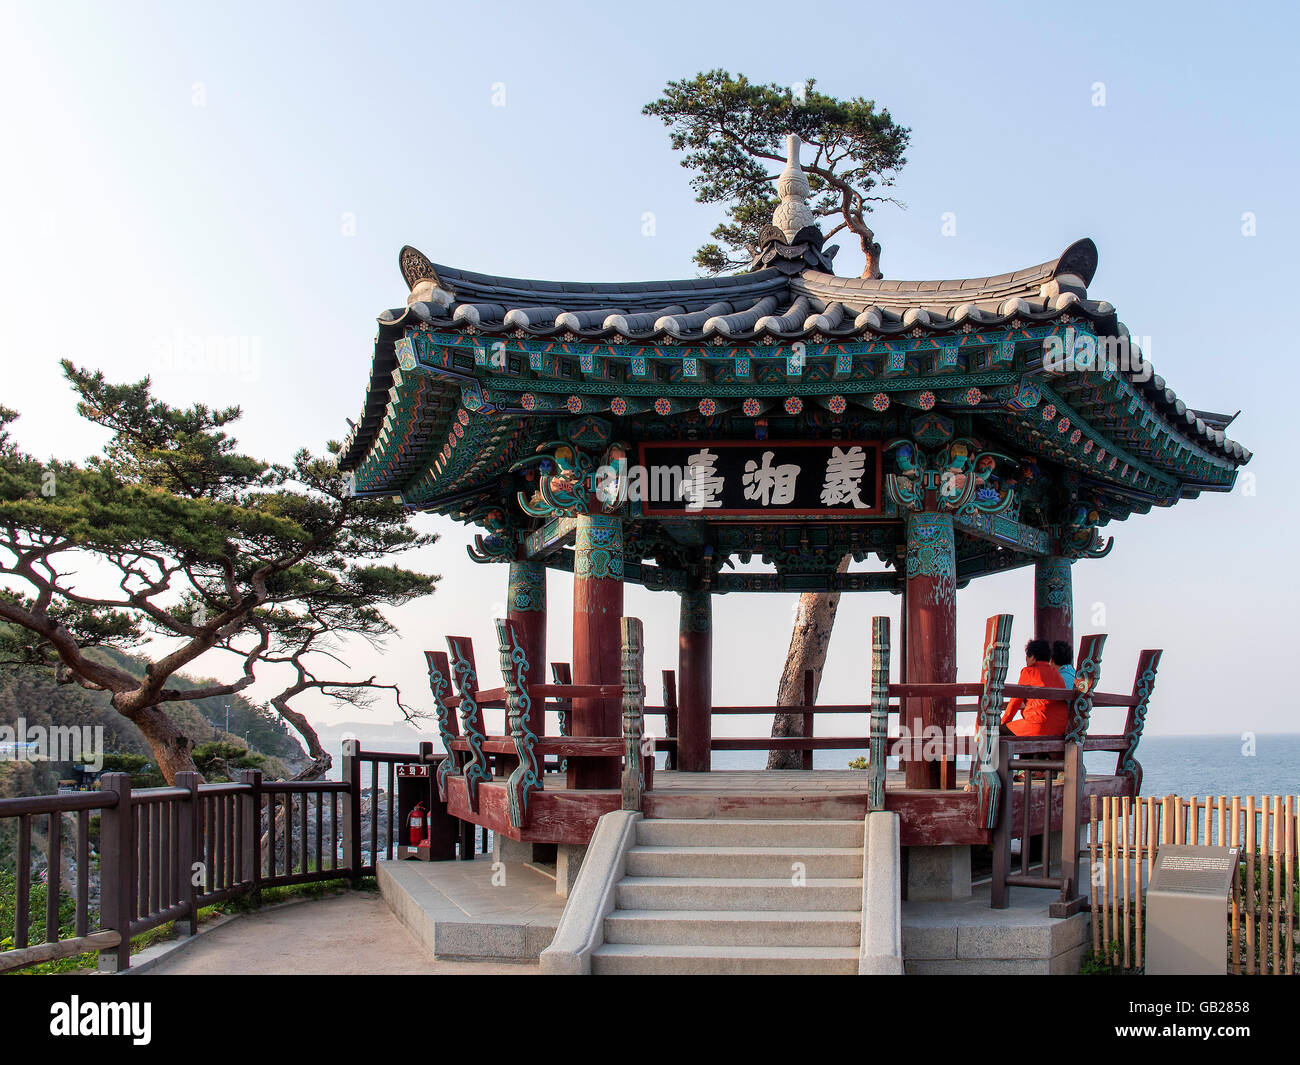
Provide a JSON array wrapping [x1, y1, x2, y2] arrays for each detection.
[[682, 733, 1299, 798]]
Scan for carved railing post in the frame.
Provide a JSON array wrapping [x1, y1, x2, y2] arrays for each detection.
[[620, 616, 646, 811], [1064, 634, 1106, 745], [446, 636, 489, 813], [425, 650, 459, 801], [551, 662, 573, 775], [868, 617, 891, 812], [1055, 633, 1105, 916], [497, 618, 541, 830], [661, 669, 678, 771], [1118, 649, 1163, 793], [550, 663, 572, 739], [972, 613, 1014, 829]]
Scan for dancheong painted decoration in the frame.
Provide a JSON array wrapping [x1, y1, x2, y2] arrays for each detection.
[[336, 134, 1251, 850]]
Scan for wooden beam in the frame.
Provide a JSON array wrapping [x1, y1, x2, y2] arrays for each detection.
[[0, 931, 121, 974]]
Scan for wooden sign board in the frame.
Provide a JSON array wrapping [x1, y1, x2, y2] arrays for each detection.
[[636, 440, 882, 518], [1145, 844, 1239, 976], [1148, 845, 1238, 896]]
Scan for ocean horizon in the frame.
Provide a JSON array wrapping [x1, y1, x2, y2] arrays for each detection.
[[667, 733, 1299, 799], [324, 723, 1297, 798]]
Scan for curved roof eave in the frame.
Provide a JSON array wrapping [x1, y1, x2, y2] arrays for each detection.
[[337, 237, 1249, 475]]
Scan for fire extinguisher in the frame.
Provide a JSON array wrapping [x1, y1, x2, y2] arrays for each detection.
[[407, 802, 427, 846]]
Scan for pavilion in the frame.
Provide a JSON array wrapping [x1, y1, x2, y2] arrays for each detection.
[[337, 136, 1250, 846]]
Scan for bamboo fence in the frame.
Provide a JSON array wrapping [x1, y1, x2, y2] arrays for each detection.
[[1087, 794, 1297, 974]]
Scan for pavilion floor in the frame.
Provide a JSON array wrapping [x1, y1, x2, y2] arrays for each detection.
[[541, 768, 1125, 793], [645, 768, 918, 792], [446, 767, 1133, 847]]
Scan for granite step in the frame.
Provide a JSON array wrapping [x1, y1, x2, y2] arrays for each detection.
[[615, 875, 862, 912], [591, 942, 859, 975], [636, 818, 864, 848], [604, 908, 862, 947], [624, 845, 863, 879]]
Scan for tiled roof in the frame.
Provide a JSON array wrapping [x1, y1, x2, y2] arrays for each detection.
[[388, 239, 1103, 343], [346, 238, 1246, 467]]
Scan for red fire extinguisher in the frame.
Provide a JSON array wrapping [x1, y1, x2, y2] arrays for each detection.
[[407, 802, 427, 846]]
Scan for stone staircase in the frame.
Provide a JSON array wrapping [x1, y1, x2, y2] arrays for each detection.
[[591, 818, 864, 974]]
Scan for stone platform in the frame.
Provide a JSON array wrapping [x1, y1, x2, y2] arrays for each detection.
[[378, 822, 1092, 974], [377, 855, 565, 961], [902, 881, 1090, 974]]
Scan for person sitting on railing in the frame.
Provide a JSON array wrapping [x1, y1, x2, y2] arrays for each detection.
[[1051, 640, 1076, 690], [1000, 638, 1069, 736]]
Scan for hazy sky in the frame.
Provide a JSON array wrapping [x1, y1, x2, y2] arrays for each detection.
[[2, 0, 1297, 744]]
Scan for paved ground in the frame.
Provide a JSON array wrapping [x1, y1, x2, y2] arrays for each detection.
[[378, 856, 565, 959], [139, 891, 539, 975]]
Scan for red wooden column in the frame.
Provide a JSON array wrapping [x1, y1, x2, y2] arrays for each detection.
[[898, 579, 908, 683], [1034, 556, 1074, 648], [506, 559, 546, 736], [571, 514, 623, 789], [903, 510, 957, 789], [676, 587, 712, 772]]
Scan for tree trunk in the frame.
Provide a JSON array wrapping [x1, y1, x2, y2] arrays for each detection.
[[121, 701, 199, 783], [767, 556, 851, 769], [271, 692, 332, 779], [857, 225, 883, 280]]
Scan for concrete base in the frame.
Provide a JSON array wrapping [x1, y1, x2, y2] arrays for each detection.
[[906, 845, 971, 901], [902, 881, 1089, 974], [493, 835, 535, 865], [117, 913, 239, 974], [377, 855, 565, 960], [556, 844, 587, 899]]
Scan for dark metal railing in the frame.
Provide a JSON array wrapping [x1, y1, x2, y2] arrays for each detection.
[[0, 743, 467, 975]]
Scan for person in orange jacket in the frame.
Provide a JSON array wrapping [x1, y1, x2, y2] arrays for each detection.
[[1001, 638, 1070, 735]]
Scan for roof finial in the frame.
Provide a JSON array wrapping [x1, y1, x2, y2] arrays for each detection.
[[772, 134, 817, 242]]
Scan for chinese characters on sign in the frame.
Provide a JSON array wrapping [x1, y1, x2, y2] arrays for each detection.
[[680, 449, 725, 510], [742, 451, 799, 507], [637, 441, 881, 516]]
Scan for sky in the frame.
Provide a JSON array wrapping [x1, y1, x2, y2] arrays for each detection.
[[1, 0, 1297, 747]]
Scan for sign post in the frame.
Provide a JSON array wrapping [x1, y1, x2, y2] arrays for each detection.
[[1144, 844, 1238, 975]]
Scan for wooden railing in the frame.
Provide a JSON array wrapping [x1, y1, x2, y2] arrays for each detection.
[[645, 668, 872, 769], [862, 613, 1162, 912], [632, 617, 1158, 790], [427, 616, 650, 832], [0, 789, 122, 972], [0, 743, 465, 974], [1089, 794, 1298, 974], [989, 735, 1087, 916]]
